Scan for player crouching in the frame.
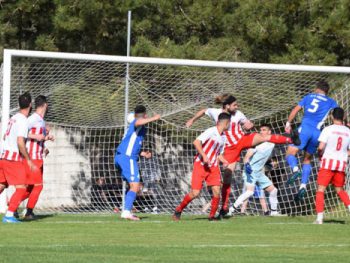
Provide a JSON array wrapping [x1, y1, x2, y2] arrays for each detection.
[[229, 124, 281, 216], [173, 112, 231, 221], [314, 107, 350, 224]]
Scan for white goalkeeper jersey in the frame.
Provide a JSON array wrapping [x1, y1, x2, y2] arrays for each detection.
[[1, 112, 29, 161], [318, 124, 350, 172], [205, 108, 247, 147]]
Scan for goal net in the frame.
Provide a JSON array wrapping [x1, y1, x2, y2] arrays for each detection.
[[1, 50, 350, 217]]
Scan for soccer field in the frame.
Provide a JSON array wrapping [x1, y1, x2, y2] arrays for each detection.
[[0, 214, 349, 263]]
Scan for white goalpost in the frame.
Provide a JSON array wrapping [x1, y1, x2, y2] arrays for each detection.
[[1, 49, 350, 217]]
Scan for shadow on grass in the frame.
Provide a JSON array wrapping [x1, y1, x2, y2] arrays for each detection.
[[323, 219, 346, 224], [22, 214, 55, 222]]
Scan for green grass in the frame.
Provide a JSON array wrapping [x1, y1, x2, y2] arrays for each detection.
[[0, 214, 349, 263]]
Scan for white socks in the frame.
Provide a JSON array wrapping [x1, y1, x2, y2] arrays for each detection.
[[300, 184, 307, 190], [269, 188, 278, 211], [234, 190, 254, 208], [316, 212, 324, 221], [5, 211, 14, 217], [293, 167, 299, 173]]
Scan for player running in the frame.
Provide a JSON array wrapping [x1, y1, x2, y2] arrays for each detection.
[[115, 105, 160, 221], [173, 112, 231, 221], [228, 124, 280, 216], [314, 107, 350, 224], [186, 94, 300, 217], [285, 81, 338, 201], [0, 92, 37, 223], [22, 95, 54, 220]]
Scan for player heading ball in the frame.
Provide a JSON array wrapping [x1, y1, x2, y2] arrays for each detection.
[[115, 105, 161, 221], [173, 112, 231, 221]]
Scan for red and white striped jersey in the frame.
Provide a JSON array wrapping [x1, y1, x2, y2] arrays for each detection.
[[26, 112, 46, 160], [195, 126, 225, 167], [205, 108, 247, 147], [1, 113, 29, 161], [318, 124, 350, 172]]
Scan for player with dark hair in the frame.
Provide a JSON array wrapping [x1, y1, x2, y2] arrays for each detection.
[[285, 81, 338, 201], [115, 105, 161, 220], [174, 112, 231, 221], [0, 92, 37, 223], [22, 95, 54, 219], [229, 124, 281, 216], [186, 94, 300, 217], [314, 107, 350, 224]]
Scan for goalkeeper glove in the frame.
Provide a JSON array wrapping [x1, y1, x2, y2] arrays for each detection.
[[244, 162, 252, 175]]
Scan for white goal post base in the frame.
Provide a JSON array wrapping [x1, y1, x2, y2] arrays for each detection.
[[1, 49, 350, 217]]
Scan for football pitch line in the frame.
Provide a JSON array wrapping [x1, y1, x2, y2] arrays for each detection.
[[0, 243, 349, 249]]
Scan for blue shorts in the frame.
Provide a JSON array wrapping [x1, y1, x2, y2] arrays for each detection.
[[293, 125, 321, 154], [114, 154, 140, 183], [243, 170, 272, 191]]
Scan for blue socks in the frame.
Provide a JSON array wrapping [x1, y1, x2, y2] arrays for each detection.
[[286, 155, 298, 172], [124, 190, 137, 211], [301, 164, 312, 185]]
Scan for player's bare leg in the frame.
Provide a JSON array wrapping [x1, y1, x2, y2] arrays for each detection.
[[0, 183, 6, 195], [286, 146, 302, 185], [173, 189, 201, 221], [121, 182, 141, 221], [218, 162, 236, 219], [259, 197, 269, 215]]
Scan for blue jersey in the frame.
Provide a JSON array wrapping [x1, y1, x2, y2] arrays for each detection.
[[116, 119, 146, 159], [298, 93, 338, 130]]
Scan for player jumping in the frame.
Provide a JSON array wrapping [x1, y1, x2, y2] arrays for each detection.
[[229, 124, 280, 216], [115, 105, 160, 221], [173, 112, 231, 221], [314, 107, 350, 224], [186, 94, 300, 217], [285, 81, 338, 201], [0, 92, 37, 223], [22, 95, 54, 220]]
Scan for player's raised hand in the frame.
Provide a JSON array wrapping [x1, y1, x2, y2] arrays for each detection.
[[242, 120, 254, 130], [185, 119, 194, 128], [153, 114, 161, 121], [285, 121, 291, 133], [45, 134, 55, 141], [141, 151, 152, 159]]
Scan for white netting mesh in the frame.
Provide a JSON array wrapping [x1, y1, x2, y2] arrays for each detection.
[[1, 54, 350, 216]]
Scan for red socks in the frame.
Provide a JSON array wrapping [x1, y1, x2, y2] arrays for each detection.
[[176, 194, 193, 212], [27, 185, 43, 209], [221, 183, 231, 210], [209, 196, 220, 218], [269, 134, 291, 144], [316, 191, 325, 213], [21, 185, 33, 202], [8, 188, 26, 213], [337, 190, 350, 207]]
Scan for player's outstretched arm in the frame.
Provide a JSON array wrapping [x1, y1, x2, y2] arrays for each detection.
[[193, 139, 209, 164], [186, 109, 207, 128], [285, 105, 302, 133], [135, 114, 161, 127]]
